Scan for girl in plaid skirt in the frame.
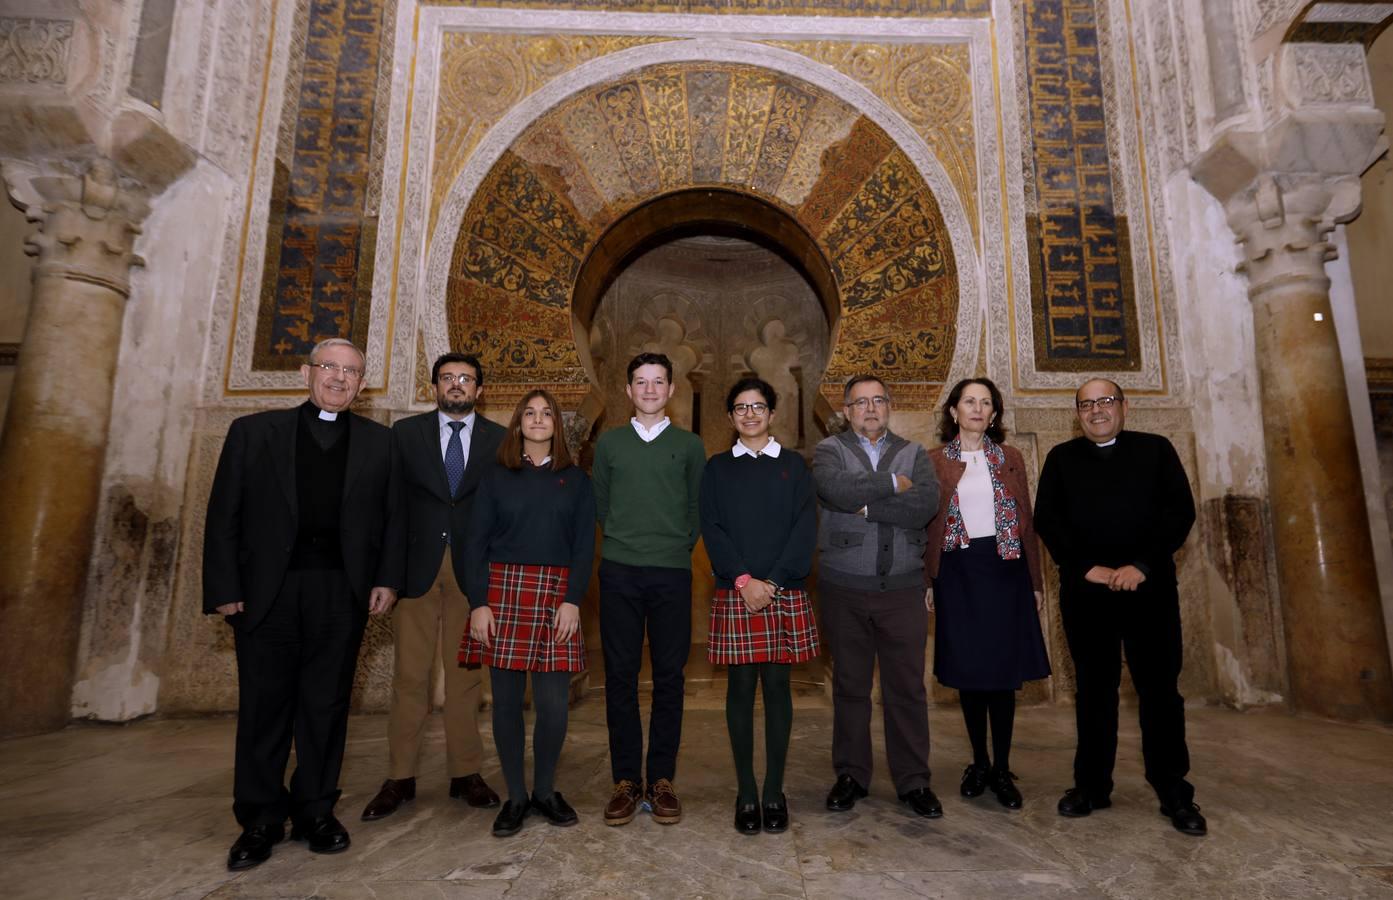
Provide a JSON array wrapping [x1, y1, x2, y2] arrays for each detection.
[[699, 377, 819, 836], [460, 389, 595, 837]]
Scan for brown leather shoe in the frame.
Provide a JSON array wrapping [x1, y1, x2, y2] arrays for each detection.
[[450, 773, 500, 808], [604, 779, 643, 826], [648, 778, 682, 824], [361, 777, 415, 821]]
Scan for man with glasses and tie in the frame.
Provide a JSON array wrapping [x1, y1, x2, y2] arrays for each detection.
[[1033, 378, 1206, 836], [813, 374, 941, 818], [360, 353, 503, 822], [205, 338, 402, 870]]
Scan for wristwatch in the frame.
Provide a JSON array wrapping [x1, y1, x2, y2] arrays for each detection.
[[734, 573, 752, 590]]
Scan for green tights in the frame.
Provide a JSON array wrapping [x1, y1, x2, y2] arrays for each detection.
[[725, 662, 793, 804]]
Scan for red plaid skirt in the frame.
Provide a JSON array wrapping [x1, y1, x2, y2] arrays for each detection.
[[458, 563, 586, 672], [707, 588, 820, 666]]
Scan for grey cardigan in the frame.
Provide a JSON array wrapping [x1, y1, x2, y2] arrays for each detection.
[[812, 428, 939, 591]]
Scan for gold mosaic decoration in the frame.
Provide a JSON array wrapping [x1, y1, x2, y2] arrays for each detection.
[[443, 60, 964, 409], [420, 0, 991, 14], [431, 33, 672, 237], [767, 40, 978, 242]]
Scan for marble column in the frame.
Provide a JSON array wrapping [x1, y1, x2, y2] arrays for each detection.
[[0, 159, 148, 737], [1228, 175, 1393, 721]]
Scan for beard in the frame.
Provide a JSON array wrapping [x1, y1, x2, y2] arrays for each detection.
[[439, 395, 475, 415]]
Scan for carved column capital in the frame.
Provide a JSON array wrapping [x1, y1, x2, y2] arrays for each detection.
[[2, 157, 149, 297], [1190, 98, 1387, 298], [1222, 173, 1363, 296]]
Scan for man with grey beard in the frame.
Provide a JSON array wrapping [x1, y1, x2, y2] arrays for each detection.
[[361, 353, 504, 821]]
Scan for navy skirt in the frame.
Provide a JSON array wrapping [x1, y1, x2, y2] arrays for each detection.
[[933, 536, 1051, 691]]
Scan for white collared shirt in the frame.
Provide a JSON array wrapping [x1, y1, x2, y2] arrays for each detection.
[[439, 410, 476, 462], [732, 437, 783, 458], [631, 416, 672, 443]]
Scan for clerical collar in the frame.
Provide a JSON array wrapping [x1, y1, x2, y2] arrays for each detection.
[[318, 409, 338, 421], [1094, 438, 1117, 448], [732, 438, 782, 458], [303, 400, 345, 424]]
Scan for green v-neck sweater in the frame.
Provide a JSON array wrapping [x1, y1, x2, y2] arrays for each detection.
[[592, 423, 706, 569]]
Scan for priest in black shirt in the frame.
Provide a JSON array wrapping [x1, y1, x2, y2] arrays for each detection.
[[204, 338, 402, 870], [1034, 377, 1206, 836]]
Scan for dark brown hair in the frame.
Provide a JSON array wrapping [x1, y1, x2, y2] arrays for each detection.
[[497, 389, 572, 471], [938, 377, 1007, 444]]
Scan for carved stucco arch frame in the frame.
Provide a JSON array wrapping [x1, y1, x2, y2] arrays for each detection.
[[419, 38, 983, 410]]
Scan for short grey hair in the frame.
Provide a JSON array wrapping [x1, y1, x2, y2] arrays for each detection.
[[308, 338, 366, 368]]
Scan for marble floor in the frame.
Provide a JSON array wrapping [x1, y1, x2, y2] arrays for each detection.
[[3, 693, 1393, 899]]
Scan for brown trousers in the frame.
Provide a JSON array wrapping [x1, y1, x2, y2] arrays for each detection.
[[821, 581, 932, 794], [387, 548, 486, 779]]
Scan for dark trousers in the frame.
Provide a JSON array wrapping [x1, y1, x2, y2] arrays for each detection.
[[821, 581, 931, 793], [598, 559, 692, 784], [1060, 581, 1193, 808], [232, 570, 367, 828]]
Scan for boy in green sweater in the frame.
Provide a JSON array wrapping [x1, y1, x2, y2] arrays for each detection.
[[593, 352, 706, 827]]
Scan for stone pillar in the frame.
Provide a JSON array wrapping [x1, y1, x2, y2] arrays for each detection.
[[1225, 174, 1393, 720], [0, 159, 148, 737]]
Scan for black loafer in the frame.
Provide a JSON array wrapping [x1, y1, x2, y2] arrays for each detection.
[[989, 769, 1023, 810], [492, 800, 530, 837], [1057, 787, 1111, 818], [826, 774, 869, 811], [227, 823, 284, 871], [1160, 801, 1207, 836], [762, 795, 789, 834], [734, 800, 761, 835], [960, 763, 990, 798], [290, 815, 350, 854], [451, 773, 501, 808], [898, 787, 943, 818], [530, 791, 579, 827]]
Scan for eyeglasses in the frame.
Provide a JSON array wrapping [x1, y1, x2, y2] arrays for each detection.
[[1076, 395, 1119, 412], [847, 395, 889, 410], [438, 373, 477, 386], [310, 362, 364, 379], [731, 402, 769, 415]]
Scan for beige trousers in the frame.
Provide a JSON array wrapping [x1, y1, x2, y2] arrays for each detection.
[[387, 547, 486, 779]]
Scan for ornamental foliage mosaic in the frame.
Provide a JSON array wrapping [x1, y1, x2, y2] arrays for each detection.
[[445, 62, 960, 402]]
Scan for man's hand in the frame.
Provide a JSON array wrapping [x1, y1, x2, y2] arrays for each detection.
[[554, 603, 580, 643], [740, 579, 775, 613], [470, 606, 496, 647], [215, 601, 244, 616], [924, 586, 935, 612], [368, 587, 397, 616], [1034, 591, 1044, 613], [894, 474, 913, 492], [1085, 566, 1115, 585], [1109, 565, 1147, 592]]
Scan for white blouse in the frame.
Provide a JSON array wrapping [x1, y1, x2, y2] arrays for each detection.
[[956, 450, 996, 539]]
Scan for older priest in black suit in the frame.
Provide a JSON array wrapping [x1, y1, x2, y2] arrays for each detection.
[[204, 338, 402, 871], [1033, 377, 1205, 837], [360, 352, 504, 821]]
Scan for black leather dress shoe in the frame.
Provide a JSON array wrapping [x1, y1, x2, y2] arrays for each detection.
[[734, 800, 761, 835], [1057, 787, 1111, 818], [898, 787, 944, 818], [989, 769, 1023, 810], [451, 773, 501, 808], [530, 791, 579, 827], [361, 777, 416, 821], [492, 800, 530, 837], [960, 763, 990, 798], [290, 815, 350, 854], [1160, 802, 1207, 836], [227, 823, 284, 871], [826, 774, 869, 811], [762, 795, 789, 834]]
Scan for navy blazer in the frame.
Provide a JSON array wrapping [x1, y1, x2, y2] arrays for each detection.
[[389, 409, 506, 599]]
